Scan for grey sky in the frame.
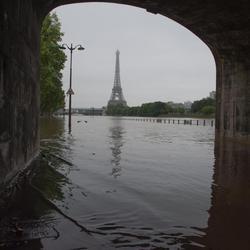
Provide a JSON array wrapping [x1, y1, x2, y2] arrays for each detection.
[[55, 3, 216, 108]]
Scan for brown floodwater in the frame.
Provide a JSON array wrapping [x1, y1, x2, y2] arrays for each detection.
[[0, 116, 250, 249]]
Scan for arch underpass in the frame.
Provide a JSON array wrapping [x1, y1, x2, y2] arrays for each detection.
[[0, 0, 249, 185]]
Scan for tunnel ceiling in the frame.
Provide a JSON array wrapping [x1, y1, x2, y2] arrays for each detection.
[[36, 0, 250, 61]]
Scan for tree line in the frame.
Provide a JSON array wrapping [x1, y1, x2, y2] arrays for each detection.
[[191, 97, 215, 115], [106, 97, 216, 117], [106, 102, 180, 117]]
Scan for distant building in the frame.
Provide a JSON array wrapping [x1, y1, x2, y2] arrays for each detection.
[[167, 102, 184, 109], [65, 108, 104, 116], [209, 91, 216, 99], [183, 101, 192, 110], [78, 108, 104, 116]]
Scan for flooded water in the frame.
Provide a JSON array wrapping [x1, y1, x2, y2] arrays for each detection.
[[1, 116, 250, 250]]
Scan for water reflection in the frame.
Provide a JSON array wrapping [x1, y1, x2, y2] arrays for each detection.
[[40, 117, 65, 140], [204, 138, 250, 250], [40, 117, 75, 174], [109, 118, 125, 178], [0, 117, 74, 249], [1, 116, 250, 249], [186, 138, 250, 249], [0, 158, 61, 250]]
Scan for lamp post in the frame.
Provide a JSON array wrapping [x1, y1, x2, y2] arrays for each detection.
[[59, 43, 84, 132]]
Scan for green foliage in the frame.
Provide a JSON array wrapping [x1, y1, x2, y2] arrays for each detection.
[[40, 12, 66, 115], [106, 104, 127, 116], [127, 106, 140, 116], [106, 98, 215, 117], [106, 101, 179, 117], [173, 106, 185, 114], [140, 102, 171, 117], [200, 105, 215, 115], [191, 97, 215, 114]]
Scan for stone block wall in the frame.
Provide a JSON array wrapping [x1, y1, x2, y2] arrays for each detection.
[[215, 54, 250, 142], [0, 0, 41, 185]]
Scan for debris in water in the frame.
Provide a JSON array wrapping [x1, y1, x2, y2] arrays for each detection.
[[81, 192, 87, 197], [13, 223, 23, 237]]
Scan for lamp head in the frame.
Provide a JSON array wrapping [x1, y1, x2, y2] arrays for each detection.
[[78, 45, 85, 51], [59, 45, 66, 50]]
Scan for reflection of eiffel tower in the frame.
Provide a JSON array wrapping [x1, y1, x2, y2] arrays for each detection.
[[109, 119, 125, 178], [108, 50, 127, 106]]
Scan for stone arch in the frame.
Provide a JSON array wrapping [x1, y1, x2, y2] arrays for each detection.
[[41, 0, 250, 141]]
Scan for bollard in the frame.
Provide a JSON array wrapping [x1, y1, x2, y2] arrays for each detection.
[[211, 120, 214, 126], [203, 120, 206, 126], [197, 120, 199, 126], [190, 120, 192, 125], [168, 119, 170, 124], [173, 120, 175, 124], [178, 120, 180, 124]]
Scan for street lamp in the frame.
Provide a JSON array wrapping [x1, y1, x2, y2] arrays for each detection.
[[59, 43, 85, 132]]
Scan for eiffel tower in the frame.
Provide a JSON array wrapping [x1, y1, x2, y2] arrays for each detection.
[[108, 50, 127, 106]]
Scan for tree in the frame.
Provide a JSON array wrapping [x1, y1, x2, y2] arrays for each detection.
[[106, 104, 127, 116], [191, 97, 215, 114], [139, 102, 168, 117], [40, 12, 66, 115], [173, 106, 185, 114], [201, 105, 215, 115]]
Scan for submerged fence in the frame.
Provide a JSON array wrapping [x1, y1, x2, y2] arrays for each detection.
[[125, 118, 215, 127]]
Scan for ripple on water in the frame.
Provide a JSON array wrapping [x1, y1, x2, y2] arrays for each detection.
[[0, 116, 215, 249]]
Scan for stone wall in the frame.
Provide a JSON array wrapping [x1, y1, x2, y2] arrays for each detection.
[[0, 1, 41, 185], [215, 54, 250, 141]]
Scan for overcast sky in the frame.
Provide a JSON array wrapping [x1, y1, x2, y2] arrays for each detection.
[[55, 3, 216, 108]]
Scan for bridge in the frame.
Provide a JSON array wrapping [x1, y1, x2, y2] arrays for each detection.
[[71, 108, 104, 116], [0, 0, 249, 186]]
